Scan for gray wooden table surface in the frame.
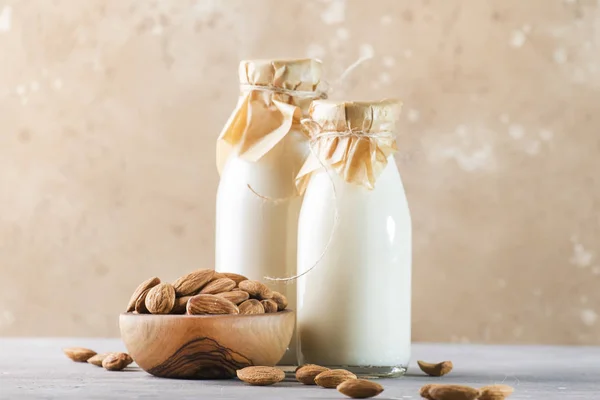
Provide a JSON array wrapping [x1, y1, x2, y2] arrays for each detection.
[[0, 338, 598, 399]]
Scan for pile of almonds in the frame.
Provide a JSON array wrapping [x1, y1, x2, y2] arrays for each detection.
[[126, 269, 287, 316], [63, 347, 133, 371], [236, 364, 384, 399]]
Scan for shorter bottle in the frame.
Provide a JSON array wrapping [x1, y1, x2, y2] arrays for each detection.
[[296, 100, 411, 377]]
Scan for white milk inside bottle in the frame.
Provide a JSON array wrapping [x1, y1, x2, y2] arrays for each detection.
[[215, 59, 325, 365], [296, 100, 411, 377]]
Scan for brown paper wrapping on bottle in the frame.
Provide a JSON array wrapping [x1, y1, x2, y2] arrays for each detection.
[[296, 99, 401, 192], [216, 59, 324, 174]]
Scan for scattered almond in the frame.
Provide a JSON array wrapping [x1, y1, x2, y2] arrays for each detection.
[[145, 283, 176, 314], [236, 366, 285, 386], [87, 353, 109, 367], [337, 379, 384, 398], [171, 296, 191, 314], [271, 291, 288, 310], [238, 280, 273, 300], [417, 360, 453, 377], [420, 384, 438, 400], [102, 352, 131, 371], [428, 384, 480, 400], [187, 294, 239, 315], [214, 272, 248, 285], [199, 277, 236, 295], [89, 352, 133, 367], [126, 277, 160, 312], [314, 369, 357, 389], [216, 290, 249, 305], [479, 384, 514, 400], [172, 269, 215, 297], [238, 299, 265, 315], [296, 364, 330, 385], [261, 299, 278, 313], [123, 353, 134, 365], [63, 347, 97, 362]]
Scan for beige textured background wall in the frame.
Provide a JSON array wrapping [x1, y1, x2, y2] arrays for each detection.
[[0, 0, 599, 344]]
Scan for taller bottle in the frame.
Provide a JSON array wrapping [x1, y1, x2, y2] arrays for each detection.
[[215, 59, 324, 365]]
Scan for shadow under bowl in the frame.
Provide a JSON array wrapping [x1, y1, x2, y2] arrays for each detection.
[[119, 310, 295, 380]]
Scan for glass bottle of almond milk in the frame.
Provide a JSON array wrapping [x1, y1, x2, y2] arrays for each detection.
[[215, 59, 324, 366], [296, 99, 411, 377]]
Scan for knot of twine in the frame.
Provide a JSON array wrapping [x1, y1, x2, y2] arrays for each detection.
[[312, 129, 395, 141]]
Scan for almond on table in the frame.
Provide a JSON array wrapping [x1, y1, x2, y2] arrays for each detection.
[[102, 352, 131, 371], [420, 384, 437, 400], [314, 369, 357, 388], [417, 360, 453, 377], [296, 364, 330, 385], [123, 353, 133, 365], [87, 353, 110, 367], [63, 347, 97, 362], [88, 352, 133, 367], [236, 366, 285, 386], [427, 384, 480, 400], [479, 384, 514, 400], [337, 379, 384, 398]]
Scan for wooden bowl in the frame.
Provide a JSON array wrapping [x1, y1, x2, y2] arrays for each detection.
[[119, 311, 295, 380]]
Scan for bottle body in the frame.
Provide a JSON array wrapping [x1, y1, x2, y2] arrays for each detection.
[[297, 156, 411, 376], [215, 129, 306, 365]]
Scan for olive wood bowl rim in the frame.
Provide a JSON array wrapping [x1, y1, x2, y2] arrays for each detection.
[[120, 309, 294, 319]]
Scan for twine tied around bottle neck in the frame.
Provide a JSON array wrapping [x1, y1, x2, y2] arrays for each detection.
[[311, 128, 395, 141], [239, 83, 328, 100]]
